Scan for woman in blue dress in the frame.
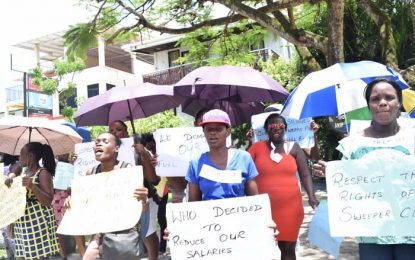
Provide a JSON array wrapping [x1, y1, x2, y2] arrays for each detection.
[[186, 109, 259, 201]]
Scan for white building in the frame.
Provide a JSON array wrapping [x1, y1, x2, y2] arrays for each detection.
[[4, 28, 294, 118], [126, 31, 295, 85], [5, 31, 153, 117]]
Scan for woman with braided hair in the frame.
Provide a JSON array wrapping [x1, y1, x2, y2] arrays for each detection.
[[13, 142, 59, 259]]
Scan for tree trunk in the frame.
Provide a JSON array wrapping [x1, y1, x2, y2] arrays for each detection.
[[326, 0, 344, 65], [359, 0, 399, 70], [295, 45, 322, 72]]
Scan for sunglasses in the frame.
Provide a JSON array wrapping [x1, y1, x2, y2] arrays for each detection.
[[267, 123, 285, 130]]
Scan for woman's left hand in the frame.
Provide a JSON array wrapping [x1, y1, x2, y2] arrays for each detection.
[[308, 196, 319, 209], [22, 176, 33, 190], [133, 187, 148, 201]]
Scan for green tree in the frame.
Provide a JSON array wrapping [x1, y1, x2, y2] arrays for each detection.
[[66, 0, 414, 84], [30, 59, 85, 119], [87, 110, 191, 140]]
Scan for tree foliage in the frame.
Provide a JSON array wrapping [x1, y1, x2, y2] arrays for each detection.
[[64, 0, 414, 156], [87, 110, 191, 140], [29, 59, 85, 119], [66, 0, 414, 84]]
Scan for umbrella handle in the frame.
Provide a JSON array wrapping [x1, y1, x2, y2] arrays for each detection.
[[133, 134, 142, 145]]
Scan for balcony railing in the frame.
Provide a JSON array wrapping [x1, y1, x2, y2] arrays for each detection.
[[251, 48, 280, 62], [142, 48, 279, 85], [143, 63, 198, 85]]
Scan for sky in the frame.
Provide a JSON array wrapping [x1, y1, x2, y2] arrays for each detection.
[[0, 1, 228, 87], [0, 1, 229, 111], [0, 0, 90, 88]]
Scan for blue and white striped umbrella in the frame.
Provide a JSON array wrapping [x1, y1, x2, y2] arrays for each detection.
[[281, 61, 409, 119]]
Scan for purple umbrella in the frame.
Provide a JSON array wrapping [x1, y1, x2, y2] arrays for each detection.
[[174, 65, 289, 102], [181, 98, 264, 126], [74, 83, 181, 134]]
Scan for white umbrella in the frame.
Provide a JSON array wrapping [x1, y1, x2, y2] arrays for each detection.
[[0, 116, 83, 155]]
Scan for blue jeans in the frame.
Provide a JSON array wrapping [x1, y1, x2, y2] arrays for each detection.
[[359, 243, 415, 260]]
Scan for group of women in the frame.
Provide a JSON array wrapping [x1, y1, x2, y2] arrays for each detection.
[[184, 108, 317, 260], [2, 77, 415, 260]]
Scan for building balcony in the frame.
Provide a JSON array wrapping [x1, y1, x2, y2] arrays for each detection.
[[142, 48, 279, 85], [143, 63, 198, 85]]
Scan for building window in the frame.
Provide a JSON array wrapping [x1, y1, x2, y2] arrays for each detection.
[[168, 50, 181, 67], [87, 84, 99, 98], [106, 84, 115, 91], [250, 40, 265, 51], [181, 51, 189, 57]]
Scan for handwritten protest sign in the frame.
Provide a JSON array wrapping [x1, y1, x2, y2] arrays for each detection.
[[53, 162, 75, 190], [74, 142, 98, 178], [167, 194, 278, 260], [155, 127, 232, 177], [57, 166, 143, 235], [326, 153, 415, 236], [117, 137, 136, 165], [0, 176, 26, 229], [74, 137, 136, 177], [251, 112, 314, 148]]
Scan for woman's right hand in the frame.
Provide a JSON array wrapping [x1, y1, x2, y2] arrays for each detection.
[[4, 177, 13, 187], [313, 160, 327, 177], [163, 227, 170, 241], [150, 154, 158, 168]]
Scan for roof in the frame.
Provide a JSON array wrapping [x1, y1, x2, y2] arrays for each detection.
[[127, 34, 183, 54], [124, 34, 184, 65], [88, 44, 132, 69], [13, 31, 65, 61], [13, 31, 132, 69]]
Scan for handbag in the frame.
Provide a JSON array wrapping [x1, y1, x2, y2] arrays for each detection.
[[102, 224, 144, 260]]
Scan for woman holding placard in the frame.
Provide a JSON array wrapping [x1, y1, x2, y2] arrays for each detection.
[[314, 78, 415, 259], [79, 132, 148, 260], [52, 153, 86, 259], [186, 109, 259, 201], [2, 153, 22, 260], [108, 120, 160, 260], [249, 113, 318, 260], [165, 109, 277, 249]]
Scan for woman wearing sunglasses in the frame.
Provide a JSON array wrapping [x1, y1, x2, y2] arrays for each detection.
[[249, 113, 318, 260]]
